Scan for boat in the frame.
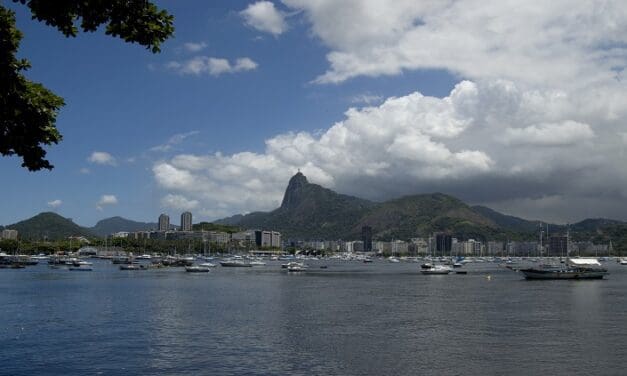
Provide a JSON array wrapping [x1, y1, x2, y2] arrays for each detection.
[[199, 262, 216, 268], [68, 265, 93, 271], [249, 260, 267, 266], [120, 264, 142, 270], [619, 258, 627, 265], [388, 257, 400, 263], [420, 262, 433, 269], [286, 262, 306, 272], [519, 258, 608, 280], [220, 260, 252, 267], [185, 265, 210, 273], [420, 264, 452, 275]]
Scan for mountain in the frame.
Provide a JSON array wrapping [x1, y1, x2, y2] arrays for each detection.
[[471, 205, 543, 233], [90, 216, 158, 237], [218, 172, 376, 239], [218, 172, 504, 240], [6, 212, 95, 240]]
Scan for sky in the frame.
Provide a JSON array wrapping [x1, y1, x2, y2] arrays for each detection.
[[2, 0, 627, 227]]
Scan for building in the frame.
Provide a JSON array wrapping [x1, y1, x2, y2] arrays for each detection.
[[1, 229, 18, 240], [254, 230, 282, 248], [158, 214, 170, 232], [435, 233, 452, 254], [180, 211, 192, 231], [361, 226, 373, 252]]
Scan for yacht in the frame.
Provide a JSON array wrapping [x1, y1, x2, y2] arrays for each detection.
[[68, 264, 93, 271], [220, 259, 252, 267], [420, 264, 452, 275], [286, 262, 307, 272], [185, 265, 210, 273], [619, 258, 627, 265], [519, 258, 608, 280]]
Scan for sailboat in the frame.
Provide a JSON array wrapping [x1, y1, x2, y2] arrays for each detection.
[[519, 228, 608, 280]]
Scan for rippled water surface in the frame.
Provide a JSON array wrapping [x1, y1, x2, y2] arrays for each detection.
[[1, 260, 626, 375]]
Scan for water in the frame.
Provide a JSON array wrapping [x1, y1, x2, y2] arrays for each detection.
[[1, 260, 626, 375]]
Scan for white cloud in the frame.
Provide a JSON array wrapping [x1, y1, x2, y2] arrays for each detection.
[[96, 195, 118, 210], [241, 1, 287, 36], [79, 167, 90, 174], [152, 78, 627, 222], [502, 121, 595, 146], [350, 93, 383, 105], [166, 56, 258, 76], [88, 151, 116, 166], [47, 199, 62, 209], [151, 131, 200, 153], [183, 41, 207, 53], [161, 194, 199, 211], [280, 0, 627, 89]]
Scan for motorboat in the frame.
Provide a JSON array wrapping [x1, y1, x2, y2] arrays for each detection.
[[120, 264, 142, 270], [249, 260, 267, 266], [68, 265, 93, 271], [199, 262, 216, 268], [619, 258, 627, 265], [185, 265, 210, 273], [220, 259, 252, 267], [286, 262, 306, 272], [420, 264, 452, 275]]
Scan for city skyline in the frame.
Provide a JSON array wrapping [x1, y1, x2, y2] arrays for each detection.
[[1, 1, 626, 227]]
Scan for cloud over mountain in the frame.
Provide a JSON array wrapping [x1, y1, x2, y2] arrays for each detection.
[[152, 0, 627, 223]]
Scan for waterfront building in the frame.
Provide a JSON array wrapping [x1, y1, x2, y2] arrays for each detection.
[[158, 214, 170, 232], [1, 229, 18, 240], [254, 230, 282, 248], [180, 211, 192, 231], [361, 226, 373, 252]]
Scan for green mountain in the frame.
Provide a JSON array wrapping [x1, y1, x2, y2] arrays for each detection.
[[225, 172, 376, 239], [90, 216, 159, 237], [471, 205, 542, 233], [218, 173, 504, 240], [6, 212, 95, 240]]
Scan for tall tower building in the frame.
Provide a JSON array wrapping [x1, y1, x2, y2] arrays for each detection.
[[361, 226, 373, 252], [158, 213, 170, 232], [181, 211, 192, 231]]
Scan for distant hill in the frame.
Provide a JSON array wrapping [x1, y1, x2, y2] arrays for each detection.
[[192, 222, 241, 233], [218, 172, 504, 240], [219, 172, 376, 239], [90, 216, 157, 236], [6, 212, 95, 240], [471, 205, 543, 233]]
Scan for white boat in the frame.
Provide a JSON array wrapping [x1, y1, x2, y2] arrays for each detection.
[[220, 259, 252, 267], [286, 262, 306, 272], [136, 254, 152, 260], [249, 260, 266, 266], [120, 264, 142, 270], [68, 265, 93, 271], [619, 258, 627, 265], [388, 257, 400, 263], [199, 262, 216, 268], [185, 265, 210, 273], [420, 264, 452, 275]]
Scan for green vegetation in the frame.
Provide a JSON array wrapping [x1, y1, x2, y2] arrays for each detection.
[[192, 222, 241, 233], [1, 1, 174, 170], [7, 212, 94, 240]]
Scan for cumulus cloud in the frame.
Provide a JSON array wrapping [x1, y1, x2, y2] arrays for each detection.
[[182, 41, 207, 53], [88, 151, 116, 166], [153, 78, 627, 222], [47, 199, 62, 209], [151, 131, 200, 153], [166, 56, 258, 76], [241, 1, 287, 36], [96, 195, 118, 210], [280, 0, 627, 89], [161, 194, 199, 211]]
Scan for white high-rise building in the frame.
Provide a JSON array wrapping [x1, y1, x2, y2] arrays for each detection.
[[158, 214, 170, 232], [180, 211, 192, 231]]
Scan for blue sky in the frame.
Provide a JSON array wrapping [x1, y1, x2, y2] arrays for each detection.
[[2, 1, 627, 227]]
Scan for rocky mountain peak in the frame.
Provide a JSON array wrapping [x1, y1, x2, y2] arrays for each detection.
[[280, 172, 309, 209]]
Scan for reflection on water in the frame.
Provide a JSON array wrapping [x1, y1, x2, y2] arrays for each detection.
[[1, 260, 626, 375]]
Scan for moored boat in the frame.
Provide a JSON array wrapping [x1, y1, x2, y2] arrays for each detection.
[[519, 258, 608, 280], [185, 265, 210, 273], [420, 264, 452, 275]]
